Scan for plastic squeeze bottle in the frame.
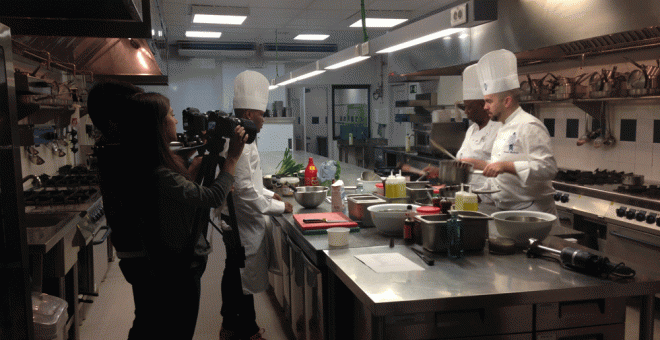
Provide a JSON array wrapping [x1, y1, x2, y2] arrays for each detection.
[[385, 171, 396, 198], [454, 184, 466, 210], [395, 170, 406, 198], [304, 157, 319, 186], [462, 186, 479, 211]]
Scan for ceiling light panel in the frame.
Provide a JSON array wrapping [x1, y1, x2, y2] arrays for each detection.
[[191, 5, 249, 25], [350, 18, 408, 28], [185, 31, 222, 38], [294, 34, 330, 41]]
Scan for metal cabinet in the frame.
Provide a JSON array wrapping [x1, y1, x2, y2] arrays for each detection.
[[606, 223, 660, 275], [536, 323, 624, 339], [303, 255, 323, 340], [290, 241, 306, 340], [535, 297, 626, 331], [382, 305, 533, 340], [268, 221, 286, 310]]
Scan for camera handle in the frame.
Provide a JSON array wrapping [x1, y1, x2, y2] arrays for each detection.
[[188, 137, 245, 269]]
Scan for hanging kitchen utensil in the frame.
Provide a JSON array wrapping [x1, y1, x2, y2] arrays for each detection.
[[576, 113, 591, 146], [430, 139, 457, 160]]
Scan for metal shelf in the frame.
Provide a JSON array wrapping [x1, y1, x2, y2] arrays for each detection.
[[520, 95, 660, 121]]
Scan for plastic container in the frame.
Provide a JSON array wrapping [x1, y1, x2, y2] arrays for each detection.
[[32, 293, 68, 340], [304, 157, 319, 186], [328, 227, 349, 247], [454, 184, 478, 211], [385, 171, 406, 199], [357, 178, 382, 194], [375, 183, 384, 196], [279, 177, 299, 196]]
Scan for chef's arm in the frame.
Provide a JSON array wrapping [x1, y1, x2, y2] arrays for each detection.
[[510, 123, 557, 183], [460, 158, 489, 171], [483, 161, 516, 177], [234, 152, 288, 215]]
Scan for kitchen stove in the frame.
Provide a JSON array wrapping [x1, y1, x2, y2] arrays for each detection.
[[553, 170, 660, 274], [24, 165, 108, 296]]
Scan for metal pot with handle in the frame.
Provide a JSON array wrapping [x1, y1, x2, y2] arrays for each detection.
[[438, 160, 479, 186], [622, 173, 644, 186]]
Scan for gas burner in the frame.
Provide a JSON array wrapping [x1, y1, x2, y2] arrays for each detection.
[[556, 169, 623, 185], [24, 188, 98, 206]]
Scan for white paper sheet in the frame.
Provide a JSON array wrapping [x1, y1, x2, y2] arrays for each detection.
[[354, 253, 425, 273]]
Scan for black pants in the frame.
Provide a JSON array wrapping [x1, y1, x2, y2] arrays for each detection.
[[220, 258, 259, 338], [119, 255, 207, 339]]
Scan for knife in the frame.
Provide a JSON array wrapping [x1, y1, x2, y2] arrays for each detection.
[[303, 218, 347, 223]]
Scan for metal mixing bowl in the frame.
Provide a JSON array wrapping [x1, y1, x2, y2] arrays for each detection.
[[293, 186, 329, 208]]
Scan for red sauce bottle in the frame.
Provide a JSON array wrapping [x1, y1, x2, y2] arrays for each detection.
[[304, 157, 319, 186]]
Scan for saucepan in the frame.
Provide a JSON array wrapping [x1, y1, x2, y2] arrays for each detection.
[[622, 173, 644, 186]]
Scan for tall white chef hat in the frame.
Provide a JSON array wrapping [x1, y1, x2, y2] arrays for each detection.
[[233, 70, 270, 111], [462, 64, 482, 100], [476, 49, 520, 95]]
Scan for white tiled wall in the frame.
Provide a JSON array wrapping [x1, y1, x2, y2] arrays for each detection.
[[538, 101, 660, 181]]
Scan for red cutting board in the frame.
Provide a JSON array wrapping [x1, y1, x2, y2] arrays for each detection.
[[293, 212, 358, 231]]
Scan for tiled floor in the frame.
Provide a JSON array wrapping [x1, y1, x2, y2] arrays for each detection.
[[79, 232, 291, 340], [81, 233, 660, 340]]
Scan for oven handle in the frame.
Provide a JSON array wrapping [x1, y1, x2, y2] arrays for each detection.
[[609, 230, 660, 249], [93, 226, 111, 245]]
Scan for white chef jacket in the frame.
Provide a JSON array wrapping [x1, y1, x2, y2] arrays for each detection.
[[220, 142, 285, 294], [487, 106, 557, 214], [456, 120, 501, 189]]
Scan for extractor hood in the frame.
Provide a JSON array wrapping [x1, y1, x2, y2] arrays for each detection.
[[1, 0, 168, 84], [388, 0, 660, 81]]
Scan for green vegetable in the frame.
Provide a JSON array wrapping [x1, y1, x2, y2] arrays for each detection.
[[274, 148, 305, 177], [334, 161, 341, 180]]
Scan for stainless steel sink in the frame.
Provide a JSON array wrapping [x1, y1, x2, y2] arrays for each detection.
[[25, 211, 79, 253], [25, 212, 74, 228]]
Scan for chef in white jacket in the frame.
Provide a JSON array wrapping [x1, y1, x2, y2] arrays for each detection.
[[219, 70, 293, 340], [424, 64, 501, 195], [472, 49, 558, 215], [454, 64, 501, 190]]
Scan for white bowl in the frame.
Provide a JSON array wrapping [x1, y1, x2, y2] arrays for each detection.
[[367, 203, 421, 236], [491, 210, 557, 244]]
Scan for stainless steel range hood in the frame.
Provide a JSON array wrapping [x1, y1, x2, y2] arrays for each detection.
[[1, 0, 168, 85], [389, 0, 660, 80]]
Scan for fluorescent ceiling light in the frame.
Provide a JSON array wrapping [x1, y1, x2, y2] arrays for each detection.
[[193, 14, 247, 25], [377, 28, 463, 53], [350, 18, 408, 28], [294, 34, 330, 41], [269, 85, 279, 90], [459, 33, 469, 39], [191, 5, 249, 25], [295, 70, 326, 81], [320, 42, 370, 70], [278, 78, 298, 86], [325, 56, 370, 70], [185, 31, 222, 38]]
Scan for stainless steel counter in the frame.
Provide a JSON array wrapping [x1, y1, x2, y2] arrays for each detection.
[[324, 243, 660, 316], [262, 151, 659, 339]]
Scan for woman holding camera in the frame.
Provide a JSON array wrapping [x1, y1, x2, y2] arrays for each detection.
[[94, 90, 247, 340]]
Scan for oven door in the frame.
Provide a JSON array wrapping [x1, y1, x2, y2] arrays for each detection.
[[606, 223, 660, 274], [573, 214, 607, 251]]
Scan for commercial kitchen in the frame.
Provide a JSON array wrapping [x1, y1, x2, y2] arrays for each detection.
[[2, 0, 660, 339]]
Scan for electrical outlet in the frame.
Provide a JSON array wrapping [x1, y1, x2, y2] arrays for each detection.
[[450, 3, 467, 27]]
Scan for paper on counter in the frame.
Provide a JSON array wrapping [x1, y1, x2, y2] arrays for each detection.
[[354, 253, 425, 273]]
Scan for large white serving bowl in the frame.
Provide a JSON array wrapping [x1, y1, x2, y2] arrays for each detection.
[[367, 203, 421, 236], [491, 210, 557, 244]]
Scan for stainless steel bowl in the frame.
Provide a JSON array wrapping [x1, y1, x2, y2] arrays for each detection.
[[293, 186, 329, 208]]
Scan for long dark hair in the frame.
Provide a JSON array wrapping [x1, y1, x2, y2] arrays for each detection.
[[128, 92, 190, 179]]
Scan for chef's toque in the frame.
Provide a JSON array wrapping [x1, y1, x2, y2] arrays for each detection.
[[462, 64, 483, 100], [233, 70, 270, 111], [476, 49, 520, 95]]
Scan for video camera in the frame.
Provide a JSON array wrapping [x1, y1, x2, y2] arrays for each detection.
[[180, 107, 257, 149]]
